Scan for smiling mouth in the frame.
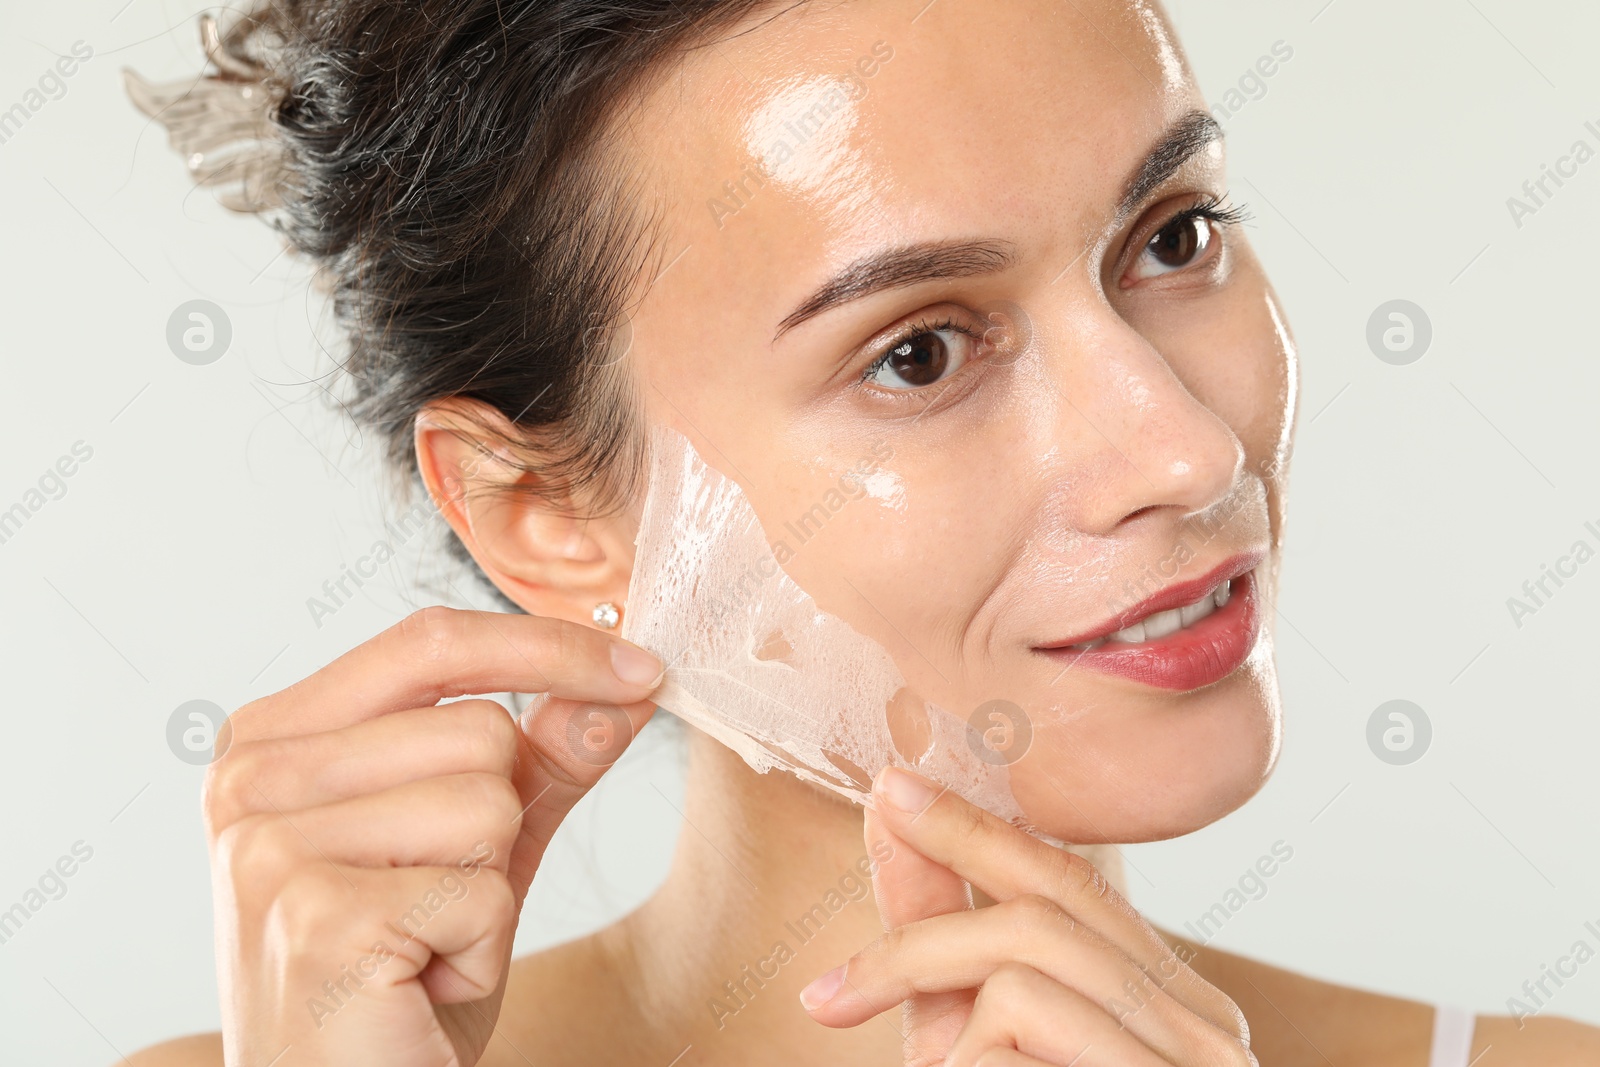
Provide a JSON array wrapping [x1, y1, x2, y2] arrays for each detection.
[[1035, 551, 1266, 691], [1062, 578, 1233, 651]]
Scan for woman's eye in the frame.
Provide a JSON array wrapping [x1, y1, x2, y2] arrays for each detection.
[[865, 327, 972, 391], [1129, 213, 1216, 280]]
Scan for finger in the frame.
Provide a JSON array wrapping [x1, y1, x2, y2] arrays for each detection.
[[802, 895, 1224, 1063], [206, 700, 518, 828], [870, 766, 1243, 1040], [858, 807, 974, 1063], [900, 991, 975, 1067], [230, 773, 523, 876], [865, 806, 970, 929], [944, 963, 1179, 1067], [277, 864, 517, 1007], [233, 608, 664, 741], [503, 695, 657, 904]]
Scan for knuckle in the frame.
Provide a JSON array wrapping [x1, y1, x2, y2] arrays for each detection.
[[548, 617, 589, 672], [456, 699, 519, 768], [870, 925, 908, 966], [981, 960, 1036, 1002], [1210, 997, 1254, 1056], [271, 863, 359, 943], [1225, 998, 1253, 1045], [215, 813, 302, 891], [970, 1053, 1013, 1067], [201, 744, 260, 832], [400, 605, 462, 664], [226, 693, 269, 729], [457, 770, 523, 824], [1057, 848, 1110, 901], [476, 869, 518, 927], [1195, 1027, 1256, 1067], [841, 929, 896, 988], [1149, 947, 1191, 990], [1006, 892, 1067, 938], [1157, 996, 1253, 1067], [510, 617, 587, 687], [954, 800, 988, 843]]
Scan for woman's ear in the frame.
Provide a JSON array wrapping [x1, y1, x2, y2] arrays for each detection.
[[413, 398, 635, 627]]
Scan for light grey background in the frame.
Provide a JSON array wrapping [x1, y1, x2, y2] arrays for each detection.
[[3, 0, 1598, 1062]]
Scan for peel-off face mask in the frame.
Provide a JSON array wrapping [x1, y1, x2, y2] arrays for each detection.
[[620, 306, 1278, 874], [622, 424, 1039, 835]]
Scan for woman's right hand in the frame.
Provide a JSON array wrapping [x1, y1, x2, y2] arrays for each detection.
[[203, 607, 664, 1067]]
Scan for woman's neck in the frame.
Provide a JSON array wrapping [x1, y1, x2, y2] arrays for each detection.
[[599, 729, 1126, 1066], [605, 732, 904, 1064]]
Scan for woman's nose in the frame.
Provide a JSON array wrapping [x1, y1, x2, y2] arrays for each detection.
[[1040, 309, 1245, 536]]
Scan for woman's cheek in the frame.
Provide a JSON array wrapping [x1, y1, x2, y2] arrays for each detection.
[[846, 459, 1019, 661], [751, 453, 958, 659]]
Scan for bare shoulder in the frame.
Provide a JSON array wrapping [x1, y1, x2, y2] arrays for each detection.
[[1476, 1015, 1600, 1064], [1163, 931, 1431, 1066], [122, 1032, 224, 1066], [1162, 929, 1600, 1066]]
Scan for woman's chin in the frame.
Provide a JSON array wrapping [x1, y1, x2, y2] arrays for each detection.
[[1006, 668, 1283, 846], [1016, 762, 1275, 846]]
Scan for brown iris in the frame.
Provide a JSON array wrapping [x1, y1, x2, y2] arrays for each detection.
[[1147, 214, 1210, 269], [884, 332, 950, 387]]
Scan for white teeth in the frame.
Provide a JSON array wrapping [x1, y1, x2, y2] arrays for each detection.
[[1109, 620, 1147, 644], [1139, 607, 1184, 641], [1069, 579, 1233, 651]]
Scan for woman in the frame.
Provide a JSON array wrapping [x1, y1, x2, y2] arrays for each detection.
[[124, 0, 1599, 1064]]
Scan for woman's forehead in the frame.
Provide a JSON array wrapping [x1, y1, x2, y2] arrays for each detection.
[[617, 0, 1205, 341]]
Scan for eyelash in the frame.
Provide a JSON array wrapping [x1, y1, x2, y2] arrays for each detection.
[[858, 314, 986, 385], [1134, 193, 1252, 275], [1162, 192, 1253, 234], [854, 195, 1253, 389]]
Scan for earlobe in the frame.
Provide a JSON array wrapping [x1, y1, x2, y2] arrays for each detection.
[[412, 400, 633, 626]]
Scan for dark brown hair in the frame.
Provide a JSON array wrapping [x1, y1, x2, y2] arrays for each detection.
[[206, 0, 790, 583]]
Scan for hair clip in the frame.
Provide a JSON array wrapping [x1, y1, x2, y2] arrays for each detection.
[[121, 12, 287, 215]]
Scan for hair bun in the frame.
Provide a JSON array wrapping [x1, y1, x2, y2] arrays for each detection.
[[122, 11, 289, 216]]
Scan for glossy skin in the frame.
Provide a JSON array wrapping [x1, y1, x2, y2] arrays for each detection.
[[128, 1, 1600, 1065], [618, 0, 1292, 844]]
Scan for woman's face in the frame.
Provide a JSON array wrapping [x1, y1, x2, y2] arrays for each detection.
[[616, 0, 1298, 842]]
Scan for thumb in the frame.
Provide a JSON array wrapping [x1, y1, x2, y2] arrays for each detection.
[[865, 804, 970, 925], [506, 695, 657, 906], [864, 803, 975, 1067]]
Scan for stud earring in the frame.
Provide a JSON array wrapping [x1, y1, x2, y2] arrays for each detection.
[[592, 602, 621, 629]]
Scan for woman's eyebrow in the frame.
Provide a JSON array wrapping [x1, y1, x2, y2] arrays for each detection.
[[772, 238, 1016, 342], [1116, 109, 1224, 218], [770, 109, 1222, 344]]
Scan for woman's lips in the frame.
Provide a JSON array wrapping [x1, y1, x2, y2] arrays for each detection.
[[1035, 556, 1264, 692]]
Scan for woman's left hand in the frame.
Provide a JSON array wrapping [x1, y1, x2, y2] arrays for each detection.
[[799, 766, 1257, 1067]]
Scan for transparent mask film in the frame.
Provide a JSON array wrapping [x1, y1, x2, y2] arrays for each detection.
[[620, 296, 1275, 861]]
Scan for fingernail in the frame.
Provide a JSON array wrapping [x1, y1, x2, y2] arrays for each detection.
[[876, 766, 936, 813], [799, 964, 846, 1012], [609, 642, 664, 688]]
